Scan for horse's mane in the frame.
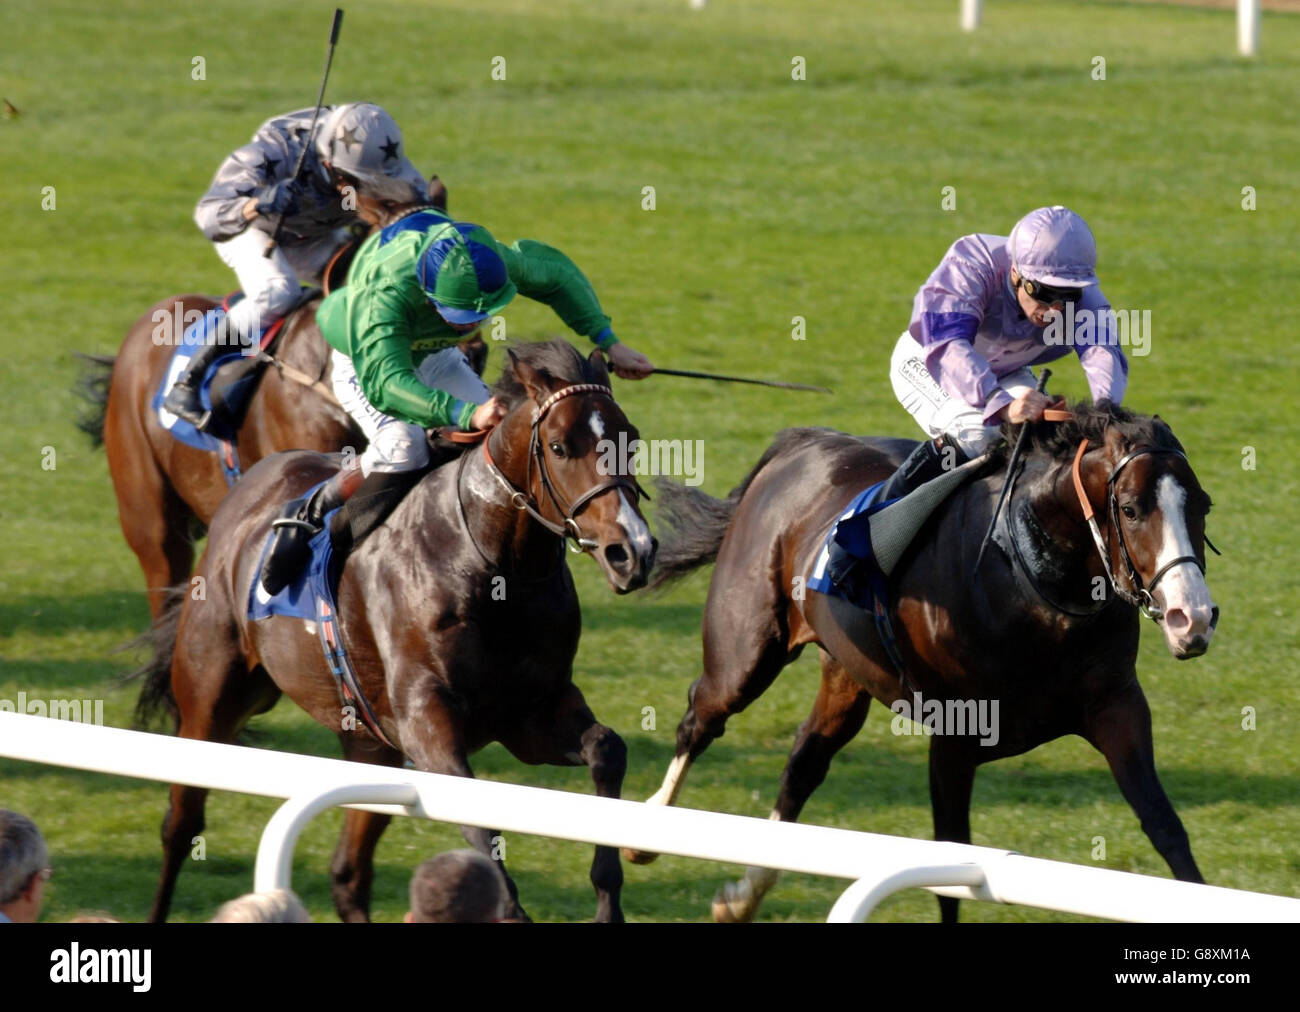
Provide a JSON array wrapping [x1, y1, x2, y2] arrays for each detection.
[[491, 340, 606, 409], [1008, 399, 1185, 462]]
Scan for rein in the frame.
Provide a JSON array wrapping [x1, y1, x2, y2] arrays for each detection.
[[1068, 440, 1204, 622], [464, 382, 645, 555]]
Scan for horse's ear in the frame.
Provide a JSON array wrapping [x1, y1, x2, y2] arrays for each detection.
[[506, 348, 550, 403], [587, 349, 611, 387]]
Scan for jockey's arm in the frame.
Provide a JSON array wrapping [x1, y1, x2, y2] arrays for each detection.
[[496, 239, 654, 377], [352, 285, 480, 430], [915, 311, 1021, 424], [194, 121, 298, 242], [1073, 291, 1129, 405]]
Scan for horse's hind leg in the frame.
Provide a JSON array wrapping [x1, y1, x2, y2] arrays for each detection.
[[712, 651, 872, 922], [106, 430, 194, 619], [500, 683, 627, 923], [928, 736, 979, 924], [623, 584, 794, 865], [1082, 680, 1203, 883], [149, 601, 276, 922], [329, 736, 405, 923]]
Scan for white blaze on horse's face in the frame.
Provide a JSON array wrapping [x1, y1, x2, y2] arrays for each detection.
[[617, 489, 655, 562], [589, 410, 605, 441], [1153, 474, 1216, 658]]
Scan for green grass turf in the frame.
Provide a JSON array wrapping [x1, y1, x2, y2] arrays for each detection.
[[1, 0, 1297, 922]]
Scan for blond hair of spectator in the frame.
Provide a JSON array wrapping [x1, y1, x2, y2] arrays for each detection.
[[211, 888, 311, 923]]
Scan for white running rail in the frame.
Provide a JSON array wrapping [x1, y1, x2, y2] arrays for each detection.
[[1, 713, 1296, 922]]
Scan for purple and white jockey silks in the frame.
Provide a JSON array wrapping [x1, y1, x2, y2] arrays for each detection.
[[890, 231, 1128, 455]]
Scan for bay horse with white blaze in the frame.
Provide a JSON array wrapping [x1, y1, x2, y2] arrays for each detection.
[[626, 403, 1218, 922], [135, 341, 656, 923]]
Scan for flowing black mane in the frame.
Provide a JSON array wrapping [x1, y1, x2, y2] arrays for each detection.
[[1010, 400, 1185, 461], [491, 340, 606, 409]]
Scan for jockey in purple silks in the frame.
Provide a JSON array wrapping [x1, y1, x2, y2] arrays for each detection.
[[879, 205, 1128, 498]]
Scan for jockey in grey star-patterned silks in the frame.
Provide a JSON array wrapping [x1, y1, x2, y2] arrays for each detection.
[[164, 103, 428, 430]]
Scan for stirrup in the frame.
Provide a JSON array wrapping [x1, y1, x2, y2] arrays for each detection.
[[270, 516, 322, 533]]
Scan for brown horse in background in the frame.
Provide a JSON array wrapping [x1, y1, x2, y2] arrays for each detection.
[[78, 293, 359, 619], [77, 181, 470, 619], [625, 404, 1218, 922]]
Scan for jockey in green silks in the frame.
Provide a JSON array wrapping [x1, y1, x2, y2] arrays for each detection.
[[256, 207, 654, 597]]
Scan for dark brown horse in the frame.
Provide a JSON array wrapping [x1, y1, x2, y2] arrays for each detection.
[[625, 404, 1218, 922], [135, 340, 656, 923]]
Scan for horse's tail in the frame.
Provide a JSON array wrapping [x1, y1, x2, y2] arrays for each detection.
[[647, 427, 814, 590], [73, 352, 116, 448], [128, 586, 185, 731]]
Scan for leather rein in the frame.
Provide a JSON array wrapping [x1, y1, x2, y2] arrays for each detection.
[[454, 382, 646, 556], [1066, 433, 1208, 623]]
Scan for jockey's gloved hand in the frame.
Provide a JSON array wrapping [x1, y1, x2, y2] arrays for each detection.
[[253, 178, 303, 217]]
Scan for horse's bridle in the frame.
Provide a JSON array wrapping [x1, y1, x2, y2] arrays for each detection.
[[478, 382, 647, 554], [1069, 440, 1211, 622]]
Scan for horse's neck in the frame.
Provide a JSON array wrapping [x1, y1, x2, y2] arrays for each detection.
[[1001, 455, 1108, 611], [407, 436, 563, 581]]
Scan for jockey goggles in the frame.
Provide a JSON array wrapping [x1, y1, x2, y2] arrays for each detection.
[[1021, 276, 1083, 306]]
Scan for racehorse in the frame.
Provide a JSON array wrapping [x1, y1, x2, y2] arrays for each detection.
[[76, 184, 475, 620], [78, 291, 359, 619], [624, 403, 1218, 922], [134, 340, 657, 923]]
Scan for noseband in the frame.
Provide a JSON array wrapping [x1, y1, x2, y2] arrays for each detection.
[[1069, 440, 1206, 621], [479, 382, 646, 554]]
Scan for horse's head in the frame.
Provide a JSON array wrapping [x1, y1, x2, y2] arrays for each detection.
[[1062, 406, 1219, 659], [491, 341, 656, 593]]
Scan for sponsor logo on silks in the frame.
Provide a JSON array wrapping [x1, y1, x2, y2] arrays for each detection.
[[890, 691, 1000, 747], [595, 431, 704, 487], [1042, 304, 1152, 356], [49, 944, 151, 992]]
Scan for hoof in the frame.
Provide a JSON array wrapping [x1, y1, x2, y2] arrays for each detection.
[[711, 882, 759, 923], [621, 847, 659, 865]]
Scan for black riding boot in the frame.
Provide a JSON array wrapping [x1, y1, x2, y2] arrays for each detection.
[[879, 435, 967, 501], [259, 469, 357, 597], [327, 469, 427, 559], [162, 332, 249, 430]]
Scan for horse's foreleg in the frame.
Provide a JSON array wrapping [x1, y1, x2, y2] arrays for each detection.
[[624, 623, 793, 865], [714, 651, 871, 923], [329, 735, 405, 923], [928, 735, 979, 925], [396, 694, 530, 922], [1082, 681, 1203, 883], [499, 685, 627, 923]]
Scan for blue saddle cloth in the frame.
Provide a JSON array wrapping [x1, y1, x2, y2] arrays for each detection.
[[248, 481, 342, 623], [246, 482, 398, 748], [152, 298, 269, 485], [807, 480, 913, 682], [808, 480, 897, 607]]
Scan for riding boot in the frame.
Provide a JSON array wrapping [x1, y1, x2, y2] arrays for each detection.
[[879, 435, 968, 501], [259, 467, 362, 597], [327, 468, 427, 560], [162, 331, 249, 431]]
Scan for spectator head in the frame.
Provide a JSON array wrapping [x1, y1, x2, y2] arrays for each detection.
[[0, 809, 50, 924], [405, 850, 509, 923], [211, 889, 311, 923]]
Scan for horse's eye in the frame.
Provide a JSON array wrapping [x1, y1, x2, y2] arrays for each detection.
[[549, 441, 565, 458], [1121, 505, 1138, 521]]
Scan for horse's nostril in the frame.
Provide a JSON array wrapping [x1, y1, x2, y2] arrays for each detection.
[[1210, 606, 1220, 630], [604, 544, 629, 569], [1165, 607, 1191, 635]]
